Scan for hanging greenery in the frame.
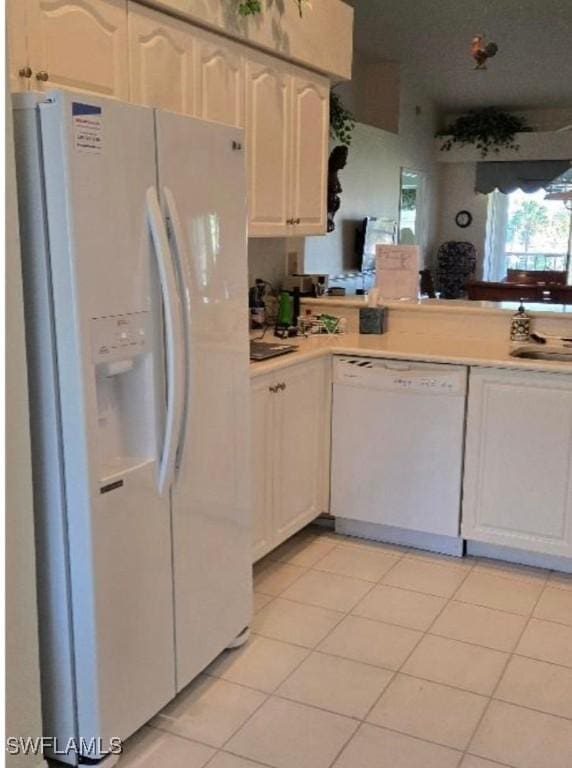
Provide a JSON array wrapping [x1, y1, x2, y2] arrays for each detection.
[[238, 0, 305, 17], [330, 91, 355, 147], [436, 108, 529, 158]]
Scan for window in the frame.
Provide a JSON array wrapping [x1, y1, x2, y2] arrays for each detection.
[[484, 189, 572, 282]]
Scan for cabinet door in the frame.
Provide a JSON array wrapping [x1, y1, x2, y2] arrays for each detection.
[[195, 27, 243, 127], [273, 359, 328, 544], [27, 0, 128, 98], [128, 2, 196, 115], [7, 0, 32, 92], [245, 54, 291, 237], [462, 368, 572, 558], [289, 73, 329, 235], [251, 376, 275, 562]]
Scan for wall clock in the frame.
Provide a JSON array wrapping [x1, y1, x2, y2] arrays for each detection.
[[455, 210, 473, 228]]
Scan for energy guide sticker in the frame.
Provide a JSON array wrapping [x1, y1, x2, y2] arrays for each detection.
[[72, 102, 103, 155]]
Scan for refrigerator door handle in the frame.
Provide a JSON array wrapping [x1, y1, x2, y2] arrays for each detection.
[[146, 186, 185, 495], [162, 186, 191, 466]]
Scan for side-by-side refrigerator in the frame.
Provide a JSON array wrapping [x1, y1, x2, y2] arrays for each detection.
[[13, 89, 252, 765]]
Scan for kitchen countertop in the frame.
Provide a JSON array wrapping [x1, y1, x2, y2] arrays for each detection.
[[249, 332, 572, 378], [301, 296, 572, 318]]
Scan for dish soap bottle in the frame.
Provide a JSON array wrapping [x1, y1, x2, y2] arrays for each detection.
[[510, 301, 531, 342]]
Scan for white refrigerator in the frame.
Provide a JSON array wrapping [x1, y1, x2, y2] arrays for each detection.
[[13, 90, 252, 765]]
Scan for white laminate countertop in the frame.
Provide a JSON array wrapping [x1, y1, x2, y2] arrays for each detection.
[[301, 296, 572, 318], [249, 332, 572, 378]]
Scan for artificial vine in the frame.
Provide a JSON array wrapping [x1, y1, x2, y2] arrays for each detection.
[[330, 91, 355, 146], [238, 0, 305, 17], [436, 107, 529, 157]]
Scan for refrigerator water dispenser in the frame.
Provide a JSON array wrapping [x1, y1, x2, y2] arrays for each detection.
[[92, 312, 158, 482]]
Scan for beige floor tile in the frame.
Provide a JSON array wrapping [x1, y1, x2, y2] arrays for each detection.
[[226, 697, 358, 768], [470, 700, 572, 768], [475, 558, 549, 584], [277, 651, 394, 719], [381, 558, 468, 598], [338, 536, 409, 557], [206, 636, 308, 693], [207, 754, 263, 768], [119, 726, 215, 768], [281, 569, 373, 612], [318, 615, 422, 670], [460, 758, 506, 768], [314, 545, 400, 582], [516, 618, 572, 667], [253, 561, 307, 596], [402, 635, 508, 695], [368, 674, 488, 750], [333, 723, 461, 768], [405, 550, 476, 571], [252, 597, 343, 648], [496, 655, 572, 719], [430, 601, 527, 652], [534, 587, 572, 626], [548, 571, 572, 591], [454, 571, 543, 615], [269, 532, 338, 568], [253, 593, 273, 614], [151, 676, 266, 748], [352, 585, 447, 631]]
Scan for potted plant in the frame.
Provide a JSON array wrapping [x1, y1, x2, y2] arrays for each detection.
[[436, 107, 529, 157]]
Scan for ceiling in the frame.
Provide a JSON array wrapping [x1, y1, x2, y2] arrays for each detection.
[[349, 0, 572, 112]]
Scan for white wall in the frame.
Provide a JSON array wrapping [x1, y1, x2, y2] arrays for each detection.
[[436, 163, 489, 279], [5, 90, 45, 767], [304, 73, 441, 277]]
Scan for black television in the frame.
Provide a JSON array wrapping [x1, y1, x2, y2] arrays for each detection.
[[355, 217, 397, 272]]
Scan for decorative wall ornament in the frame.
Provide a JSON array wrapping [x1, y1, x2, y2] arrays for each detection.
[[327, 145, 348, 233], [471, 34, 499, 70]]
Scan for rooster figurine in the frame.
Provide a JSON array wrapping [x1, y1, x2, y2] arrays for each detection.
[[471, 35, 499, 69]]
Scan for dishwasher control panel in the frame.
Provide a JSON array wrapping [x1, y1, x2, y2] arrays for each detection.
[[333, 357, 467, 396]]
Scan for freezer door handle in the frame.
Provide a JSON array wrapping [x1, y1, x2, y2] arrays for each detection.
[[146, 186, 185, 495], [162, 186, 191, 470]]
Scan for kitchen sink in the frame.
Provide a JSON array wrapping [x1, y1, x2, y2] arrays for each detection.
[[510, 345, 572, 362]]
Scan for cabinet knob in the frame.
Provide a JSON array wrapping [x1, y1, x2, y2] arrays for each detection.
[[19, 66, 33, 78], [294, 218, 301, 225], [269, 384, 278, 393], [36, 70, 49, 82], [286, 219, 294, 225], [278, 382, 286, 391]]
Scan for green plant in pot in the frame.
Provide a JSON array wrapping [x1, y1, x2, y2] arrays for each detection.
[[436, 107, 529, 157]]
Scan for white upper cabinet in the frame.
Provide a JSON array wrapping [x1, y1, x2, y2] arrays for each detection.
[[246, 53, 329, 237], [462, 367, 572, 559], [128, 2, 196, 115], [8, 1, 331, 238], [245, 53, 291, 237], [26, 0, 129, 98], [289, 73, 329, 235], [7, 0, 32, 92], [194, 27, 243, 128]]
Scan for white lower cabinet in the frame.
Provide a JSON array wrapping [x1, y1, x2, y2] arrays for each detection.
[[462, 367, 572, 558], [251, 357, 330, 562]]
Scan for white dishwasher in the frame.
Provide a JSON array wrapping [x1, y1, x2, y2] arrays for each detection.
[[331, 356, 468, 555]]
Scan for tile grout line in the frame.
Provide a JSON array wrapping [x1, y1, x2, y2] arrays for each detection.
[[460, 569, 550, 766]]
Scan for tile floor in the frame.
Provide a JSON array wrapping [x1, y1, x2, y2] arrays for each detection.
[[119, 525, 572, 768]]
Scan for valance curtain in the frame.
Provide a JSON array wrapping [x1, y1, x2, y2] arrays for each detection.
[[475, 160, 571, 194]]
